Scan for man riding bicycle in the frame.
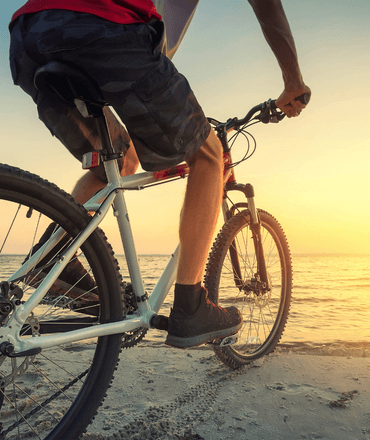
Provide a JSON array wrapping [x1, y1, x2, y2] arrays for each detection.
[[9, 0, 311, 348]]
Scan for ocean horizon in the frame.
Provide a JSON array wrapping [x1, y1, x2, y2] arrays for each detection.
[[1, 253, 369, 356]]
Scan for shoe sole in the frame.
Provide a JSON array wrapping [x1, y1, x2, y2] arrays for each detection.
[[164, 322, 243, 349], [26, 272, 100, 316], [26, 271, 99, 301]]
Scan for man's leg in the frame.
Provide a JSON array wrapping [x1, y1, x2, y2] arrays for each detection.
[[59, 130, 139, 293], [72, 142, 140, 204], [177, 129, 223, 285], [68, 104, 139, 204], [166, 129, 243, 348]]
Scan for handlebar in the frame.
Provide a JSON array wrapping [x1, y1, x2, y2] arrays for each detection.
[[210, 93, 310, 132]]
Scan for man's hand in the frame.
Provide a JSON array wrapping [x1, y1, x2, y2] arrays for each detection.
[[276, 83, 311, 118]]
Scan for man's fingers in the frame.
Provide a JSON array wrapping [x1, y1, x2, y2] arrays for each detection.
[[276, 85, 311, 117], [289, 99, 305, 116]]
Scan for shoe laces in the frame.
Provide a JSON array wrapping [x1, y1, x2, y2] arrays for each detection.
[[206, 298, 226, 312]]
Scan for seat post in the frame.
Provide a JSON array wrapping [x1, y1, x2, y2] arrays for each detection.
[[95, 114, 116, 157]]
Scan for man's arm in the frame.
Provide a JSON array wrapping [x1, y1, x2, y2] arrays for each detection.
[[248, 0, 311, 117]]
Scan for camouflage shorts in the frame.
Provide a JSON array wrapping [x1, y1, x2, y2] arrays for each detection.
[[9, 10, 210, 179]]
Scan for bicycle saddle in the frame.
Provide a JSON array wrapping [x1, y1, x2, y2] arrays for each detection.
[[34, 61, 107, 117]]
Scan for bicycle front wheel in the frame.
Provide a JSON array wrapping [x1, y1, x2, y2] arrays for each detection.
[[205, 209, 292, 369], [0, 164, 123, 439]]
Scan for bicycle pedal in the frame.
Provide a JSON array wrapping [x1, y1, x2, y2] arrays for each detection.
[[150, 314, 169, 331], [209, 334, 238, 347]]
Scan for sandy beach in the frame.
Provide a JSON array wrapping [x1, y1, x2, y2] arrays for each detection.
[[79, 342, 370, 440]]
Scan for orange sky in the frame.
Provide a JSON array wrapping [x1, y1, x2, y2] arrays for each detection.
[[1, 0, 369, 255]]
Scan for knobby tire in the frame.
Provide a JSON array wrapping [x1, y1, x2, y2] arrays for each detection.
[[205, 209, 292, 369]]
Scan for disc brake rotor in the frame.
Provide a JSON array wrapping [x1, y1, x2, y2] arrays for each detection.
[[0, 313, 39, 391]]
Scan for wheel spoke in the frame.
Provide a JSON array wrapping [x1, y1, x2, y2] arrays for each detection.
[[0, 204, 21, 254]]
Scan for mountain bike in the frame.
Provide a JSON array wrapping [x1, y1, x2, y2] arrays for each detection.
[[0, 60, 305, 439]]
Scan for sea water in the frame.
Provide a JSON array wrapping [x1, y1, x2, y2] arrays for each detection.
[[1, 254, 369, 355]]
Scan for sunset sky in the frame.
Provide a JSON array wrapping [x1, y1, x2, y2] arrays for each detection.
[[0, 1, 369, 255]]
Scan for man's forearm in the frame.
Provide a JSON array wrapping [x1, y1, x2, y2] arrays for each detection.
[[248, 0, 303, 90]]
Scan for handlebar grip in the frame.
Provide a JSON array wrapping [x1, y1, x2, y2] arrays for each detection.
[[271, 93, 310, 110], [296, 93, 310, 104]]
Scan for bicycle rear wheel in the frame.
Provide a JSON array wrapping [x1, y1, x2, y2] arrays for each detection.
[[205, 209, 292, 369], [0, 164, 123, 439]]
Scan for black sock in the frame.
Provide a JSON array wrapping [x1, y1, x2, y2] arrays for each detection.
[[173, 282, 202, 315]]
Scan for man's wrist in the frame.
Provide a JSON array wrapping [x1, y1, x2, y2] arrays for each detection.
[[282, 71, 305, 91]]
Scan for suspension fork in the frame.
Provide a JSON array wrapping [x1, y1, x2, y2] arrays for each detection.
[[243, 185, 269, 290], [221, 149, 270, 290], [221, 152, 244, 288]]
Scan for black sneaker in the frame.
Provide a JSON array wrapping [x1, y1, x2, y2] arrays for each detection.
[[165, 287, 243, 348]]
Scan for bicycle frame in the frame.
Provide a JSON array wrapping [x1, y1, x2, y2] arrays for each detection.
[[1, 131, 266, 356]]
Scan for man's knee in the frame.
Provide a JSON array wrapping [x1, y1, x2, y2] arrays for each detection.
[[120, 142, 140, 177], [187, 130, 223, 172]]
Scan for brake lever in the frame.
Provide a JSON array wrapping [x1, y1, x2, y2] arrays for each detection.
[[270, 108, 285, 123], [258, 102, 270, 124], [258, 99, 285, 124]]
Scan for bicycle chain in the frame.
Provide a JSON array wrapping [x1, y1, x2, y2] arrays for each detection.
[[0, 313, 89, 438], [0, 368, 89, 438], [0, 283, 145, 436]]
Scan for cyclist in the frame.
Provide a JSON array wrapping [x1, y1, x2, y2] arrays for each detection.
[[9, 0, 311, 348]]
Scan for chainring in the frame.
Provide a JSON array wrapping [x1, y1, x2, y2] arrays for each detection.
[[121, 282, 147, 349]]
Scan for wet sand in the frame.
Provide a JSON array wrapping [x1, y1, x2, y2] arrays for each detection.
[[80, 344, 370, 440]]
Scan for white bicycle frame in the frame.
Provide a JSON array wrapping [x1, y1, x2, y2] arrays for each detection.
[[1, 126, 259, 357], [1, 157, 189, 355]]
